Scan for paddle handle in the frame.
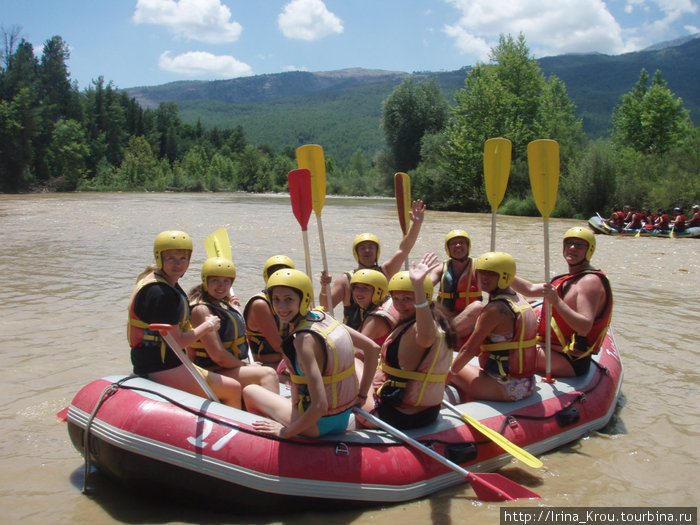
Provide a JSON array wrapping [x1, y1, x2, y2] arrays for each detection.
[[300, 230, 314, 307], [490, 212, 497, 251], [149, 324, 220, 402], [316, 214, 334, 316]]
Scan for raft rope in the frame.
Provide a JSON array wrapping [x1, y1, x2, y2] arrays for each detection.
[[494, 360, 609, 435], [81, 378, 126, 493], [83, 377, 476, 452]]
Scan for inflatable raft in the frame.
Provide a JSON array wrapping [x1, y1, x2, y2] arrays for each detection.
[[588, 215, 700, 238], [66, 320, 623, 511]]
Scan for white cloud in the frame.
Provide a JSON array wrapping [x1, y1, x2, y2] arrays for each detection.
[[134, 0, 242, 44], [278, 0, 343, 41], [158, 50, 252, 78], [283, 64, 309, 71], [443, 0, 631, 60]]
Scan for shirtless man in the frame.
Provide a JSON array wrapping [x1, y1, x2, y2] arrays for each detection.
[[511, 227, 613, 377]]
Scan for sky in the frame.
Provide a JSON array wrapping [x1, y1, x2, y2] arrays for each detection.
[[3, 0, 699, 90]]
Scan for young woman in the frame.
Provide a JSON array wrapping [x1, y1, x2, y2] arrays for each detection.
[[348, 269, 398, 345], [448, 252, 538, 402], [188, 257, 279, 394], [242, 255, 295, 368], [359, 253, 456, 430], [243, 269, 380, 438], [127, 231, 241, 407]]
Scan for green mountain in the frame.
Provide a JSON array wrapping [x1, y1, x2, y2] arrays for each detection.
[[125, 37, 699, 163]]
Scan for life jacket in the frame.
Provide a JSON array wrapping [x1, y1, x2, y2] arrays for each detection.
[[538, 270, 613, 360], [283, 310, 358, 416], [360, 297, 400, 345], [127, 271, 191, 362], [343, 266, 384, 330], [189, 299, 249, 367], [243, 292, 290, 359], [374, 319, 451, 409], [477, 292, 537, 379], [673, 214, 686, 232], [437, 258, 481, 312]]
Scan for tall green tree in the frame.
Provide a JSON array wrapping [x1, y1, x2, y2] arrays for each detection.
[[612, 69, 693, 154], [381, 78, 450, 172], [46, 118, 89, 190], [437, 33, 583, 212]]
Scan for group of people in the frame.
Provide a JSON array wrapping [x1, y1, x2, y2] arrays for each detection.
[[605, 204, 699, 232], [127, 199, 614, 439]]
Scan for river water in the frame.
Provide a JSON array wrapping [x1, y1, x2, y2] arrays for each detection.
[[1, 192, 697, 524]]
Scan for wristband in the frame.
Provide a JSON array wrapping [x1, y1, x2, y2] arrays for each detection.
[[414, 300, 429, 309], [207, 319, 216, 331]]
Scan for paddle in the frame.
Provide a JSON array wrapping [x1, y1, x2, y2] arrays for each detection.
[[296, 144, 331, 312], [149, 323, 220, 402], [527, 139, 560, 384], [483, 138, 512, 251], [442, 401, 542, 469], [288, 168, 315, 303], [354, 408, 539, 501], [205, 228, 236, 296], [205, 228, 232, 260], [394, 172, 411, 269]]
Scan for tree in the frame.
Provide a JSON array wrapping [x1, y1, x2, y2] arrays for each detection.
[[439, 33, 583, 212], [381, 78, 449, 172], [46, 119, 89, 190], [612, 69, 692, 154], [0, 87, 38, 191]]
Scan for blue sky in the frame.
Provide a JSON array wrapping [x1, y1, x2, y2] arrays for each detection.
[[3, 0, 699, 90]]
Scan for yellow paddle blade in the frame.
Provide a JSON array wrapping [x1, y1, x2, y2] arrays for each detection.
[[483, 138, 512, 212], [443, 401, 543, 469], [394, 172, 411, 236], [527, 139, 560, 220], [296, 144, 326, 216], [204, 228, 232, 261]]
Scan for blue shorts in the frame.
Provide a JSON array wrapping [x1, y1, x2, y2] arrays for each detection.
[[316, 408, 352, 436]]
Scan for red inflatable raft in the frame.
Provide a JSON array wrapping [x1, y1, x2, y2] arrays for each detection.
[[66, 318, 623, 511]]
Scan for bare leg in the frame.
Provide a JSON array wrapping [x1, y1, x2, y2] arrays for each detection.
[[149, 365, 242, 408]]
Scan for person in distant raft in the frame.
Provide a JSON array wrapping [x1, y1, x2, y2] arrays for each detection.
[[188, 257, 279, 394], [447, 252, 537, 402], [429, 229, 483, 347], [127, 231, 241, 407], [511, 227, 613, 377], [318, 199, 426, 327], [243, 269, 380, 438], [243, 255, 295, 368]]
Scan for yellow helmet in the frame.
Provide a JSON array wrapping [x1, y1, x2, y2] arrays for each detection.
[[352, 233, 380, 263], [350, 269, 388, 306], [263, 255, 295, 284], [153, 230, 192, 269], [444, 229, 471, 256], [201, 257, 236, 292], [388, 271, 433, 302], [266, 268, 313, 316], [563, 227, 596, 261], [476, 252, 516, 289]]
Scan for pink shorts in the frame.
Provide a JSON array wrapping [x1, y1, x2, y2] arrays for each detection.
[[492, 375, 536, 401]]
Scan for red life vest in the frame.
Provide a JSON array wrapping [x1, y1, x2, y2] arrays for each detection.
[[437, 258, 481, 312], [538, 270, 613, 359], [360, 297, 399, 345], [477, 292, 538, 379]]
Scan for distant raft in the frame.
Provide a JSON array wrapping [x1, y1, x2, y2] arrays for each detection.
[[588, 215, 700, 238]]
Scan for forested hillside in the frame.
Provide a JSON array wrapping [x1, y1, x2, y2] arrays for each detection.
[[125, 38, 700, 162]]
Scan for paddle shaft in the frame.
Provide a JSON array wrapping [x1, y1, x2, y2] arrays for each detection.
[[353, 408, 539, 501], [543, 221, 553, 382], [150, 324, 220, 402]]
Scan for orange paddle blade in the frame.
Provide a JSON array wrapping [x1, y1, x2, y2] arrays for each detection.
[[394, 172, 411, 235], [288, 168, 313, 230]]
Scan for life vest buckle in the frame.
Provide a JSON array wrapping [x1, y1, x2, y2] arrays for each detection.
[[335, 442, 350, 456]]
